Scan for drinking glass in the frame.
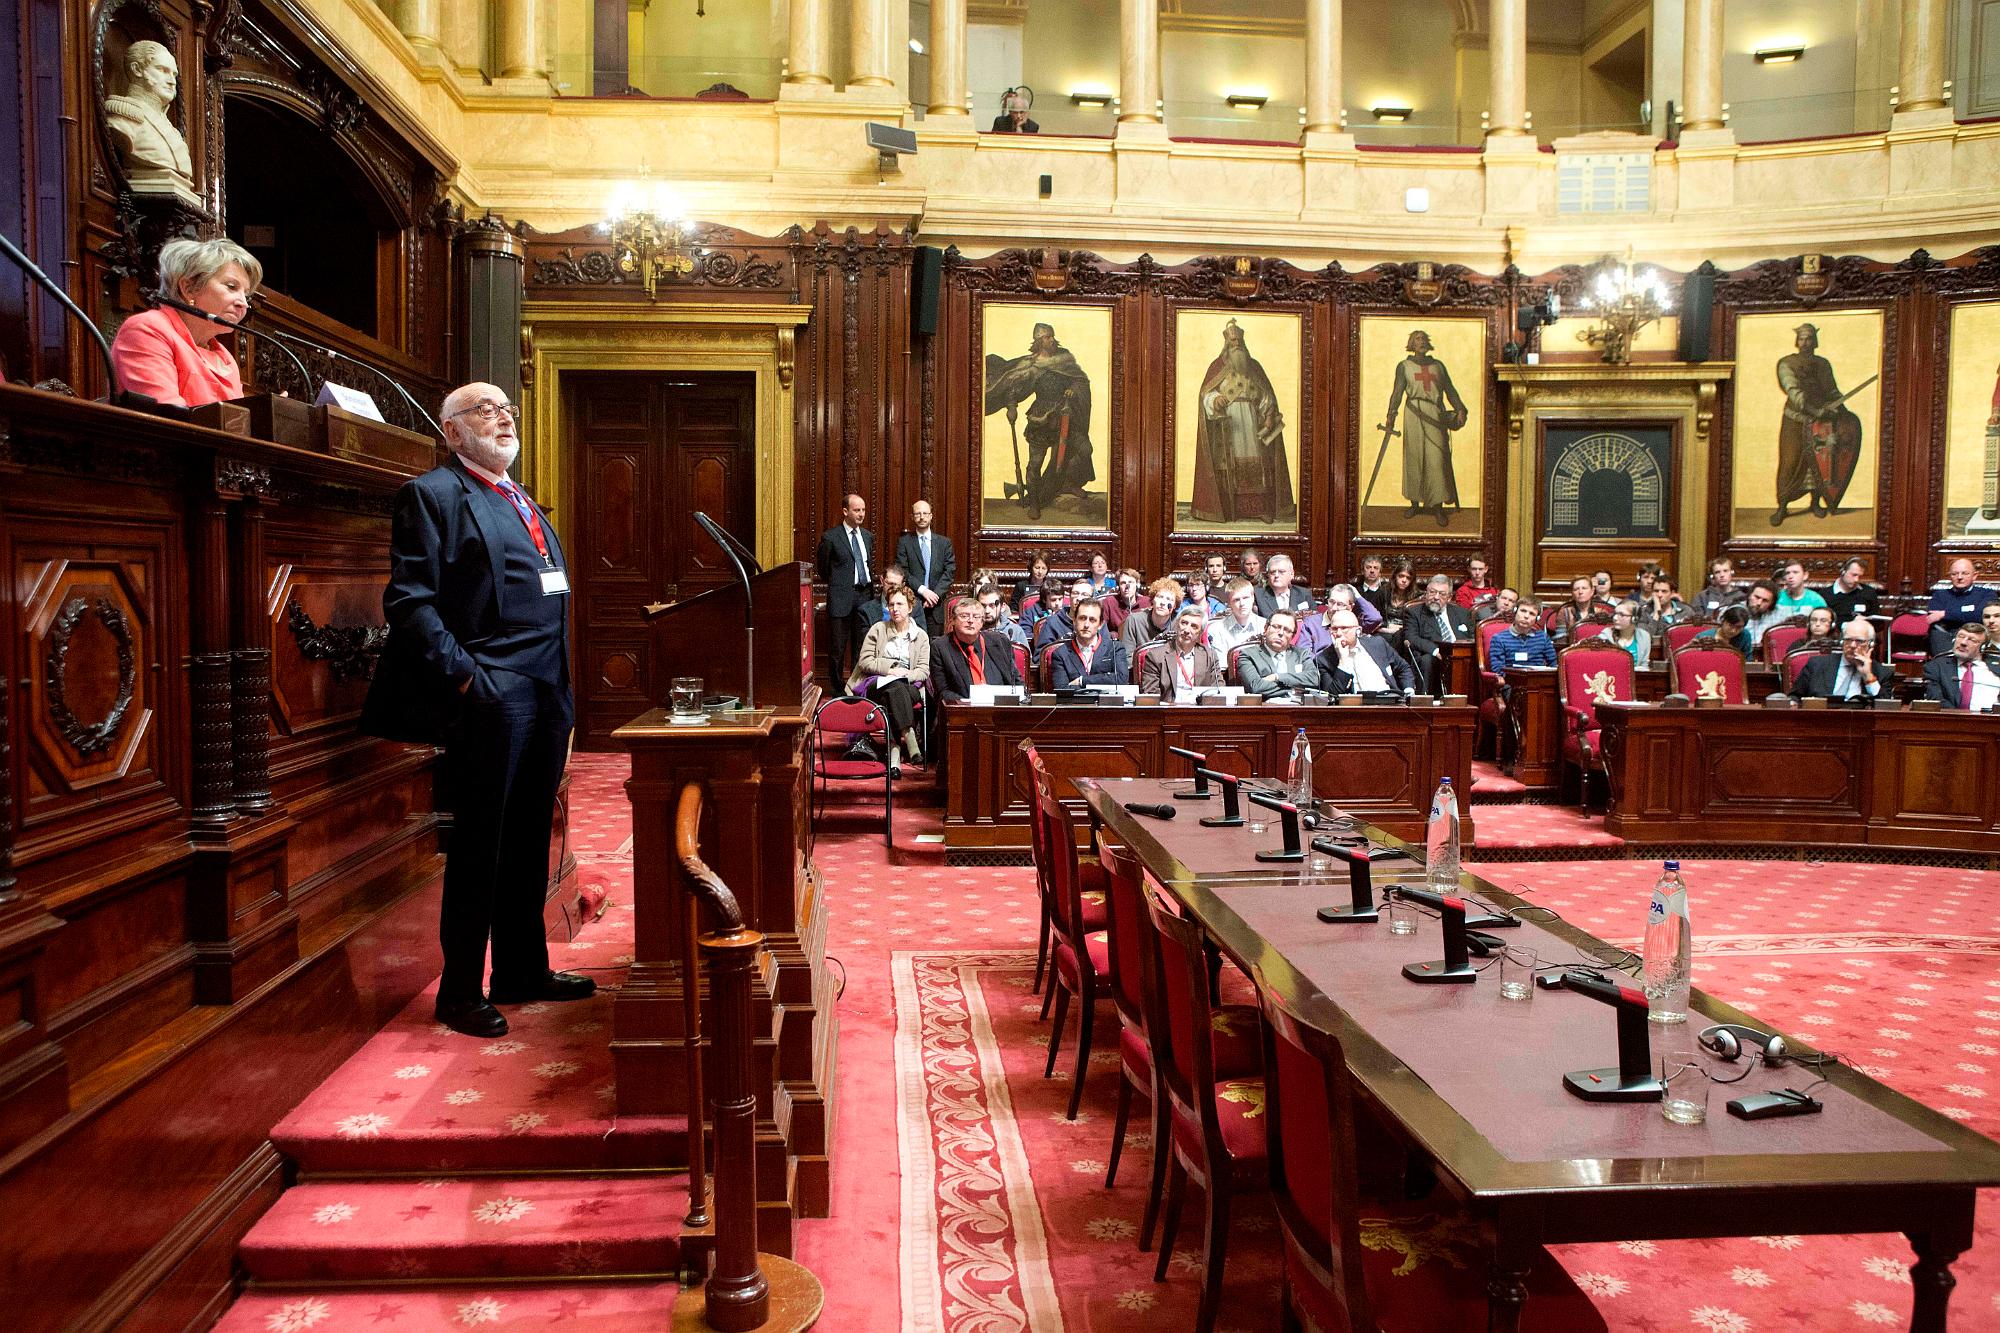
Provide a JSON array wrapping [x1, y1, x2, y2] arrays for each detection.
[[1659, 1052, 1711, 1125], [1496, 945, 1538, 1002], [670, 676, 705, 721], [1386, 899, 1418, 936]]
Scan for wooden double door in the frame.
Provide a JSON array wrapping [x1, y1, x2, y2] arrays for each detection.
[[565, 371, 755, 748]]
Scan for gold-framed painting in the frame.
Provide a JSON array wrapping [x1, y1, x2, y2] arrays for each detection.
[[1170, 308, 1303, 535], [1942, 300, 2000, 540], [1728, 308, 1884, 540], [1355, 315, 1486, 537], [979, 302, 1113, 530]]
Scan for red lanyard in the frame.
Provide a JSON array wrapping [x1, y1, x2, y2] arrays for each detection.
[[475, 475, 550, 561], [1176, 652, 1197, 686]]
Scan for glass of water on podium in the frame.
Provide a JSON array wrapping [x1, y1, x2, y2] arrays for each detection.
[[670, 676, 705, 723]]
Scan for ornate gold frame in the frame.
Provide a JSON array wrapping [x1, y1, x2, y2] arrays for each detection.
[[518, 301, 813, 569]]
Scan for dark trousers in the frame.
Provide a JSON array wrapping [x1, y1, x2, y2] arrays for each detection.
[[829, 605, 869, 683], [438, 666, 573, 1004]]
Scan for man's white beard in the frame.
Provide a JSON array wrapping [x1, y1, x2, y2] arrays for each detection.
[[460, 436, 520, 474]]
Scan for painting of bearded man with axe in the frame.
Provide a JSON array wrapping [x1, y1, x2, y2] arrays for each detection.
[[981, 308, 1109, 527]]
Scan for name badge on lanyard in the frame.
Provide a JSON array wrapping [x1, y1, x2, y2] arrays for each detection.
[[540, 567, 570, 595]]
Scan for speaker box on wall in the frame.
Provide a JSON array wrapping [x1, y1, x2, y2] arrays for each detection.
[[1678, 268, 1715, 362], [911, 246, 944, 337]]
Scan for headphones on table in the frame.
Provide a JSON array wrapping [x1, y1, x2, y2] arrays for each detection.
[[1698, 1023, 1790, 1065]]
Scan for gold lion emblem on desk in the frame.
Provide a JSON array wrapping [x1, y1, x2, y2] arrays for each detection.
[[1695, 670, 1728, 700], [1358, 1212, 1481, 1276], [1584, 670, 1618, 705]]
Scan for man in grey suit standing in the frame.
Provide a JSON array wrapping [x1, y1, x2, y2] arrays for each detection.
[[895, 500, 957, 636], [815, 493, 876, 682]]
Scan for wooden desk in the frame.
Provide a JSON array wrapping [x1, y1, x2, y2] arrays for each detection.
[[1504, 662, 1779, 790], [1081, 777, 2000, 1332], [943, 700, 1474, 853], [1595, 702, 2000, 857]]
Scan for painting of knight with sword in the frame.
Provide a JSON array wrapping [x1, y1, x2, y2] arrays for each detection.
[[1772, 321, 1876, 527], [984, 320, 1101, 524], [1369, 329, 1470, 530]]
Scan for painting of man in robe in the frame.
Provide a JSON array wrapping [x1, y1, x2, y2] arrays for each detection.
[[1729, 308, 1882, 540], [1941, 301, 2000, 539], [981, 303, 1112, 528], [1355, 316, 1486, 537], [1173, 310, 1301, 532]]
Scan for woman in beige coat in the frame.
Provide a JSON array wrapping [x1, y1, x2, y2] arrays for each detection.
[[849, 586, 931, 772]]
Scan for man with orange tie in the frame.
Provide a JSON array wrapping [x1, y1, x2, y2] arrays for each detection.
[[1924, 624, 2000, 711], [930, 596, 1022, 703]]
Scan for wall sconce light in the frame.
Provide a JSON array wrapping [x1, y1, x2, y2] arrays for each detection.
[[908, 38, 925, 55], [1069, 89, 1113, 108], [1371, 104, 1414, 123], [1225, 92, 1268, 110], [1754, 45, 1805, 64]]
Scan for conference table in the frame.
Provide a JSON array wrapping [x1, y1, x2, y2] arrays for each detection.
[[1078, 776, 2000, 1331]]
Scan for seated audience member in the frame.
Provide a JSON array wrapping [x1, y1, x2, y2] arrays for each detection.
[[1630, 562, 1662, 603], [870, 564, 909, 621], [1206, 577, 1266, 657], [1635, 575, 1691, 640], [110, 236, 260, 408], [849, 586, 930, 771], [1607, 600, 1651, 665], [1743, 580, 1788, 648], [1592, 569, 1615, 601], [991, 88, 1039, 133], [1033, 577, 1096, 652], [1237, 610, 1321, 699], [1985, 600, 2000, 651], [1254, 554, 1315, 618], [1179, 572, 1226, 619], [1025, 552, 1053, 589], [1100, 567, 1143, 632], [1692, 605, 1752, 655], [1799, 605, 1840, 655], [1315, 608, 1418, 695], [1123, 578, 1183, 649], [1384, 559, 1423, 617], [1049, 598, 1129, 688], [930, 597, 1022, 703], [1487, 600, 1557, 672], [1551, 576, 1611, 641], [1019, 573, 1062, 629], [1321, 583, 1381, 636], [1775, 559, 1828, 613], [1203, 553, 1231, 591], [1140, 607, 1223, 701], [1790, 620, 1883, 701], [1453, 557, 1496, 610], [1239, 549, 1265, 585], [1405, 575, 1477, 692], [1085, 552, 1116, 595], [1822, 557, 1882, 623], [976, 582, 1029, 649], [1925, 624, 2000, 711], [1927, 557, 2000, 654], [1474, 586, 1519, 625], [1693, 556, 1746, 615], [1354, 554, 1392, 618]]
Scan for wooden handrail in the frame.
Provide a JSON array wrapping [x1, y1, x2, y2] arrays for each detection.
[[674, 783, 769, 1332], [673, 785, 710, 1233]]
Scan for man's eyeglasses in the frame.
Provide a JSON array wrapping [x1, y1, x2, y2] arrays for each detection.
[[1840, 636, 1873, 648], [448, 401, 522, 423]]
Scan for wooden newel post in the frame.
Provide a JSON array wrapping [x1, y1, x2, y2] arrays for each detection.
[[696, 921, 769, 1331]]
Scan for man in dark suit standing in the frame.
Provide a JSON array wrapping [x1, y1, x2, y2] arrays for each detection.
[[1403, 575, 1476, 694], [930, 597, 1023, 702], [361, 383, 593, 1039], [894, 500, 956, 636], [815, 493, 876, 682]]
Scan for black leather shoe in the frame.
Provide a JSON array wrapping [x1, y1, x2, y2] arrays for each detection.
[[488, 970, 598, 1004], [435, 999, 509, 1038]]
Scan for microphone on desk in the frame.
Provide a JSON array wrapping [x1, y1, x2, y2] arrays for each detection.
[[1559, 971, 1664, 1102], [1167, 745, 1212, 800], [148, 291, 316, 399], [1123, 802, 1177, 820], [1245, 790, 1305, 862], [0, 226, 160, 413], [1391, 886, 1477, 984], [1195, 768, 1245, 827]]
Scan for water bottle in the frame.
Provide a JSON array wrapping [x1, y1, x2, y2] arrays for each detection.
[[1425, 777, 1460, 893], [1642, 860, 1693, 1024], [1287, 728, 1314, 809]]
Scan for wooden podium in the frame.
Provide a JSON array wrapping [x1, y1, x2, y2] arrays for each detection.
[[191, 394, 440, 475], [618, 560, 829, 1249]]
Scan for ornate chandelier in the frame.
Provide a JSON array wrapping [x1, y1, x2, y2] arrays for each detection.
[[600, 182, 697, 300], [1575, 253, 1673, 365]]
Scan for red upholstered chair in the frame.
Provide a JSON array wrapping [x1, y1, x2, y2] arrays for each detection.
[[1888, 611, 1933, 667], [1020, 741, 1107, 999], [1254, 975, 1608, 1333], [1132, 639, 1163, 686], [1782, 648, 1816, 690], [809, 695, 894, 848], [1227, 643, 1248, 685], [1039, 790, 1113, 1119], [1557, 643, 1635, 807], [1142, 882, 1268, 1333], [1011, 642, 1030, 683], [1570, 621, 1610, 643], [1762, 620, 1808, 665], [1671, 643, 1748, 703], [1038, 641, 1061, 690], [1474, 617, 1510, 763], [1664, 619, 1712, 655]]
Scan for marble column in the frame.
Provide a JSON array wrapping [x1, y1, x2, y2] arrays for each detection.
[[1304, 0, 1342, 134], [786, 0, 832, 84], [1681, 0, 1725, 132], [497, 0, 541, 79], [849, 0, 893, 87], [1896, 0, 1949, 113], [1487, 0, 1528, 136], [395, 0, 442, 53], [1119, 0, 1161, 124], [928, 0, 967, 115]]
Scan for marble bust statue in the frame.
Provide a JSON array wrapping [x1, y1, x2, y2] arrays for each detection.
[[103, 40, 196, 199]]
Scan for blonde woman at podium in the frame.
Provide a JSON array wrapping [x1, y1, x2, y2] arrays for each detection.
[[111, 237, 260, 408]]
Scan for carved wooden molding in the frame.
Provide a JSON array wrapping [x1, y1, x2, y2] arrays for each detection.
[[44, 596, 138, 758], [284, 596, 387, 680]]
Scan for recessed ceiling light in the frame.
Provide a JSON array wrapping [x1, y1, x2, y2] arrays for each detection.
[[1224, 92, 1268, 110], [1754, 45, 1805, 64], [1069, 89, 1113, 108], [1371, 104, 1414, 122]]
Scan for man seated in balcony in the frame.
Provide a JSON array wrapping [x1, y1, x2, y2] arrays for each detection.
[[1206, 576, 1266, 657], [1140, 607, 1223, 701], [1926, 557, 2000, 654], [1314, 608, 1417, 696], [1237, 610, 1321, 700], [1775, 559, 1828, 614], [1822, 556, 1882, 623], [1791, 620, 1883, 701], [1354, 554, 1393, 619], [1487, 600, 1557, 673], [1049, 598, 1128, 688], [990, 88, 1039, 133], [1925, 624, 2000, 711]]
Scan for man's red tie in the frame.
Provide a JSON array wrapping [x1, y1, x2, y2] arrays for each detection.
[[1964, 663, 1978, 710]]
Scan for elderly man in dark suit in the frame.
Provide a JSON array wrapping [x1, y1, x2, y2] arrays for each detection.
[[815, 493, 876, 681], [894, 499, 956, 635], [1315, 607, 1418, 695], [1790, 619, 1883, 701], [930, 596, 1023, 702], [1925, 624, 2000, 711], [1403, 574, 1476, 694], [361, 382, 593, 1039]]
